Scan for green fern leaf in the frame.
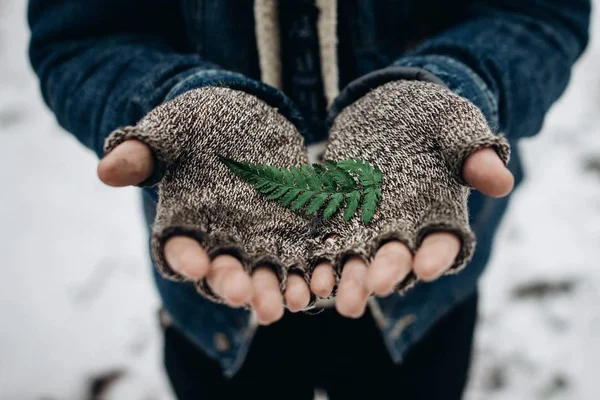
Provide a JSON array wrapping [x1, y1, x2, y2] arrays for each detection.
[[306, 193, 329, 215], [267, 181, 282, 194], [334, 159, 361, 173], [247, 163, 264, 183], [373, 168, 383, 184], [267, 165, 283, 183], [313, 164, 336, 191], [219, 155, 383, 224], [323, 193, 344, 219], [302, 165, 322, 191], [254, 180, 272, 191], [261, 164, 274, 181], [291, 191, 315, 210], [362, 187, 381, 223], [280, 188, 302, 206], [282, 168, 295, 186], [267, 186, 289, 200], [336, 159, 381, 189], [344, 191, 361, 221], [256, 164, 272, 180], [325, 161, 356, 190], [291, 166, 307, 189]]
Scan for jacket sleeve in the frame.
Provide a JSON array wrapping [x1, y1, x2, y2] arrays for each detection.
[[334, 0, 590, 142], [28, 0, 304, 158]]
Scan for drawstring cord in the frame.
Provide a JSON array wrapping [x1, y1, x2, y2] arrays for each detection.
[[253, 0, 339, 105]]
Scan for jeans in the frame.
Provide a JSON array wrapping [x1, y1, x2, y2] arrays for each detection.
[[163, 291, 478, 400]]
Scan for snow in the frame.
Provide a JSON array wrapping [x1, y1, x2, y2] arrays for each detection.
[[1, 0, 599, 398]]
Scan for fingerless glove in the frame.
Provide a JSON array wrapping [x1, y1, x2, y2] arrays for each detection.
[[310, 80, 510, 292], [105, 87, 314, 303]]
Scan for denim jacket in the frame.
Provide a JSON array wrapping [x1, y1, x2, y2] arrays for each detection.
[[29, 0, 589, 377]]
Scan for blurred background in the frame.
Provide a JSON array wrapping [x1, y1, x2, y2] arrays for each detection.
[[1, 0, 600, 399]]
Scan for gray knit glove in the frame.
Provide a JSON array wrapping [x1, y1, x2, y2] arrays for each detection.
[[310, 80, 510, 293], [104, 87, 313, 303]]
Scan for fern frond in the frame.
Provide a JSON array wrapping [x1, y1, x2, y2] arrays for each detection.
[[254, 180, 272, 191], [336, 159, 382, 188], [302, 165, 322, 191], [306, 193, 329, 215], [361, 187, 382, 223], [344, 191, 361, 222], [266, 165, 283, 183], [267, 186, 290, 200], [218, 155, 383, 224], [325, 161, 356, 190], [281, 168, 295, 186], [323, 193, 344, 219], [280, 188, 302, 206], [291, 191, 315, 210], [290, 167, 307, 189], [313, 164, 336, 191]]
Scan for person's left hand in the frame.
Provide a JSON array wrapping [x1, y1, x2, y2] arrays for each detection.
[[304, 79, 514, 318], [307, 147, 513, 318]]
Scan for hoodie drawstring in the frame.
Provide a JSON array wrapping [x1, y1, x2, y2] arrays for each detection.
[[254, 0, 339, 105]]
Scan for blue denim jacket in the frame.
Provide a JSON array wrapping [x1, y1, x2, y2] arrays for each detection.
[[29, 0, 590, 376]]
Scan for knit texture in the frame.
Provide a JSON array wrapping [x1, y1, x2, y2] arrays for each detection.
[[104, 87, 313, 304], [311, 80, 510, 293]]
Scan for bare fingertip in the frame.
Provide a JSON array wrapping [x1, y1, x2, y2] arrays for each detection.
[[97, 155, 124, 187], [310, 280, 334, 298], [285, 275, 310, 312], [335, 298, 366, 319], [163, 236, 210, 280], [413, 255, 446, 282], [310, 264, 336, 297], [336, 279, 369, 318], [285, 292, 309, 312], [463, 147, 514, 198], [492, 168, 515, 198], [223, 275, 253, 307], [254, 292, 285, 325], [97, 140, 153, 187]]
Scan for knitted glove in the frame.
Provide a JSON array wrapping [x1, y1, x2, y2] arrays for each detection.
[[104, 87, 314, 304], [310, 80, 510, 293]]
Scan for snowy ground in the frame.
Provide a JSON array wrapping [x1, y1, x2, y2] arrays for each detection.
[[1, 0, 599, 399]]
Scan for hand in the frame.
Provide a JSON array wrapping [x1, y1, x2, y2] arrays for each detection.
[[304, 147, 513, 318], [98, 85, 334, 326], [99, 140, 318, 324], [307, 79, 513, 318]]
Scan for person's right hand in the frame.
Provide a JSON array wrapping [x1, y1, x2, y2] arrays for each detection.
[[98, 88, 330, 325], [99, 140, 335, 324]]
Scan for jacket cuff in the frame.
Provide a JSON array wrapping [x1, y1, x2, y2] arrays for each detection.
[[328, 56, 500, 134], [164, 68, 308, 138]]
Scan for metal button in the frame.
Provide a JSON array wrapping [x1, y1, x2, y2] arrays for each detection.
[[214, 333, 231, 353]]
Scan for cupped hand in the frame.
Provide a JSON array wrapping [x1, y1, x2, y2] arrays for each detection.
[[307, 147, 514, 318], [98, 139, 317, 325]]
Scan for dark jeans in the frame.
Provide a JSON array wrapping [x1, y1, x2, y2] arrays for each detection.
[[164, 292, 478, 400]]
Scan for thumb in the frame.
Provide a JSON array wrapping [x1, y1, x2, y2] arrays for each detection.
[[97, 139, 153, 187], [463, 147, 514, 198]]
